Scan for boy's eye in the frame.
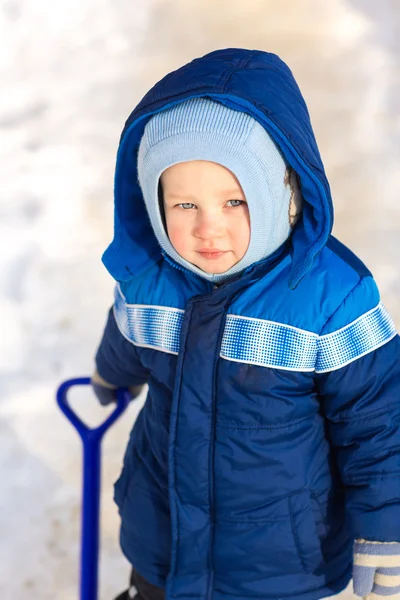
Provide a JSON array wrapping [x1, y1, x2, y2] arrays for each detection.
[[176, 200, 245, 209], [227, 199, 245, 207]]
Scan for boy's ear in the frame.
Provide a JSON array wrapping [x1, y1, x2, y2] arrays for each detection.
[[285, 168, 303, 228]]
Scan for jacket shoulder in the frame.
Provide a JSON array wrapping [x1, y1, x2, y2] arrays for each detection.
[[310, 236, 380, 334], [324, 235, 372, 278], [231, 237, 377, 336], [118, 259, 208, 309]]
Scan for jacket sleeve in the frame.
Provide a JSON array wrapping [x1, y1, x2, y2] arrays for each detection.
[[314, 275, 400, 541], [95, 305, 150, 388]]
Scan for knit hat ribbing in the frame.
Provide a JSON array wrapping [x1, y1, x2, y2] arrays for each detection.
[[137, 97, 297, 283]]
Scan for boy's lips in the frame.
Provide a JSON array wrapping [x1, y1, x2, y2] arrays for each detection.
[[197, 249, 229, 259]]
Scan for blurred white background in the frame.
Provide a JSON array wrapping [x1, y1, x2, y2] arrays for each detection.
[[0, 0, 399, 598]]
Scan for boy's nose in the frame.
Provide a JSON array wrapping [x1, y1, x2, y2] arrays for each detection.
[[193, 214, 225, 240]]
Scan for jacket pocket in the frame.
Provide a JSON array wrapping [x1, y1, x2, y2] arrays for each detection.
[[289, 489, 326, 573]]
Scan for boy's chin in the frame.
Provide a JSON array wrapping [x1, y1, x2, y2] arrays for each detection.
[[192, 257, 240, 274], [174, 250, 242, 274]]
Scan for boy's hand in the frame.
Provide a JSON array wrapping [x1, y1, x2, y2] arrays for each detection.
[[91, 370, 143, 406], [353, 539, 400, 599]]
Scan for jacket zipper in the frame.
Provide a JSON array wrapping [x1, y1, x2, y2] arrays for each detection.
[[206, 305, 229, 600]]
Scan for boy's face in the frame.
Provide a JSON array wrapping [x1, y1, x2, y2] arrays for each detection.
[[160, 160, 250, 274]]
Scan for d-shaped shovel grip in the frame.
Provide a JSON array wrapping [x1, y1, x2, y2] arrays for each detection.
[[56, 377, 131, 600]]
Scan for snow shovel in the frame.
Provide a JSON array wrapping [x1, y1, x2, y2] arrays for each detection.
[[56, 377, 131, 600]]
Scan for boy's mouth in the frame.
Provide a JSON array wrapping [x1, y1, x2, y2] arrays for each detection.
[[197, 249, 229, 260]]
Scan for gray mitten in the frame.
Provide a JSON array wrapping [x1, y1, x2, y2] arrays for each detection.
[[91, 369, 144, 406]]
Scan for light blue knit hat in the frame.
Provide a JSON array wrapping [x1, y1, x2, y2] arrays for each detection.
[[137, 97, 295, 283]]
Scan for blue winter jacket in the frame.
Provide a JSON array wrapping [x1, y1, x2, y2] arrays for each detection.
[[95, 48, 400, 600]]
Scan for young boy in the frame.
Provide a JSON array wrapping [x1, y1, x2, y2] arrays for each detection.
[[91, 48, 400, 600]]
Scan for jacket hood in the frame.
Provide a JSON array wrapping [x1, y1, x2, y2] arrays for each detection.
[[102, 48, 333, 289]]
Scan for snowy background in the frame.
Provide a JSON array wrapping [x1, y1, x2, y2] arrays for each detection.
[[1, 0, 399, 598]]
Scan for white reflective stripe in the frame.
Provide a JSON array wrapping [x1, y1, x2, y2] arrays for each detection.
[[315, 303, 397, 373], [113, 285, 183, 355], [113, 287, 397, 372], [220, 314, 318, 371]]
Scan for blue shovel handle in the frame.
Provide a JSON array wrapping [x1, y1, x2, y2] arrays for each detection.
[[56, 377, 131, 600]]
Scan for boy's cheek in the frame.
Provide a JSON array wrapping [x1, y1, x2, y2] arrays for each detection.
[[235, 220, 251, 256], [166, 222, 190, 254]]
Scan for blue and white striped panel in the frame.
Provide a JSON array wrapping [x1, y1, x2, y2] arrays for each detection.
[[316, 302, 397, 373], [113, 284, 184, 355], [220, 315, 318, 371]]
